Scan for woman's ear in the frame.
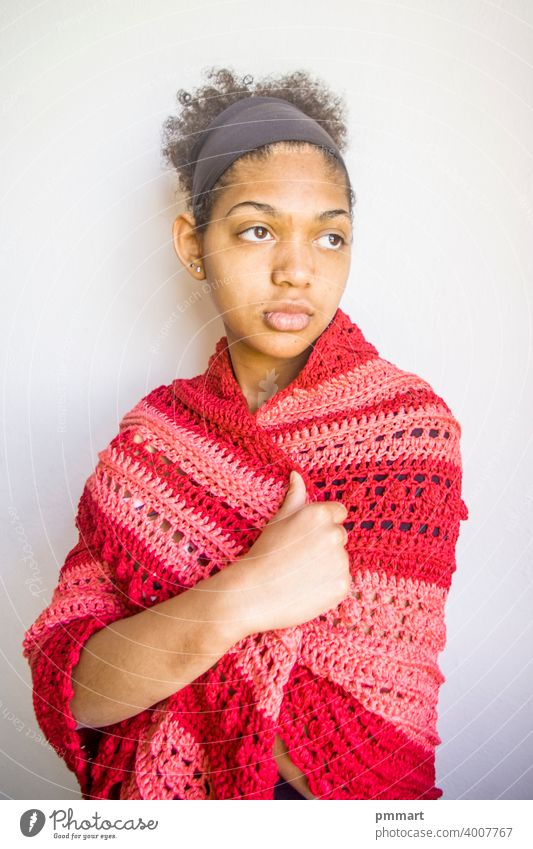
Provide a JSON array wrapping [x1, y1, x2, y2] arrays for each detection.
[[172, 212, 205, 279]]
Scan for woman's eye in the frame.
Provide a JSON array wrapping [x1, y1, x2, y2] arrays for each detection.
[[317, 233, 345, 250], [237, 227, 346, 249], [238, 225, 273, 242]]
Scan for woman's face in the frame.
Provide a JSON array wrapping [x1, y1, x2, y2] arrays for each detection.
[[199, 143, 353, 361]]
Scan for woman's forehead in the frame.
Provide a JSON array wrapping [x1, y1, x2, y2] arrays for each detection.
[[231, 141, 338, 176], [215, 150, 348, 205]]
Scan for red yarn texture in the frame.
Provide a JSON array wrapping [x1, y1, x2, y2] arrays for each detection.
[[23, 307, 468, 800]]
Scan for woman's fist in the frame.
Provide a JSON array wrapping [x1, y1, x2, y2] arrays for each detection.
[[231, 470, 351, 635]]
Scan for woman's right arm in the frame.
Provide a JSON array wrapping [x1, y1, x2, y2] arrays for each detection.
[[70, 563, 252, 729], [71, 470, 351, 730]]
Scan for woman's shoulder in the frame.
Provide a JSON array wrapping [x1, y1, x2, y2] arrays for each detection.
[[74, 378, 200, 568], [349, 351, 464, 443], [104, 373, 205, 443], [340, 356, 462, 484], [116, 380, 180, 431], [346, 352, 468, 520], [83, 380, 191, 484]]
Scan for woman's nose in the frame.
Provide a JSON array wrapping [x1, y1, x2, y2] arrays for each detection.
[[270, 237, 315, 287]]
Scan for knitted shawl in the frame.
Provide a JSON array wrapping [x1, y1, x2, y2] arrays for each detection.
[[22, 306, 468, 800]]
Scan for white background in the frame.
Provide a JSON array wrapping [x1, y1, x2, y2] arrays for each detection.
[[1, 0, 532, 800]]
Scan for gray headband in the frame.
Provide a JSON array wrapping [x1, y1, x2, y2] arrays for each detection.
[[190, 95, 348, 218]]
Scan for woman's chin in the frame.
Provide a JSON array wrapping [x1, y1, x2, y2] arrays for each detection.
[[252, 332, 315, 361]]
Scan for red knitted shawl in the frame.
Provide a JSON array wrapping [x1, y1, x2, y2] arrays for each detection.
[[23, 306, 468, 800]]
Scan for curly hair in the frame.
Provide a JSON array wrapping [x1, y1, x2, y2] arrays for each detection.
[[160, 66, 355, 232]]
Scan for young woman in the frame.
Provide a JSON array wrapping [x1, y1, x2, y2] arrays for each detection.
[[22, 67, 468, 801]]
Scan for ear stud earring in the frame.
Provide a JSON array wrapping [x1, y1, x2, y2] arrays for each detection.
[[189, 261, 202, 273]]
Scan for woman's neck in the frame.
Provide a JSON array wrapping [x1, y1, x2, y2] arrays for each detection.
[[226, 335, 313, 414]]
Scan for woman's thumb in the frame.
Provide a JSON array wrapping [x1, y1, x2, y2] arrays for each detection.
[[279, 470, 307, 516]]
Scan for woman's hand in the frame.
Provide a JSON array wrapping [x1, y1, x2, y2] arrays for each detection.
[[229, 471, 351, 635]]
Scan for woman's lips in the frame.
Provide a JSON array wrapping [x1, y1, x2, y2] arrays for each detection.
[[263, 311, 311, 331]]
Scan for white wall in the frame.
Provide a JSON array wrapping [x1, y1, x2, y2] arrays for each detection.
[[1, 0, 532, 800]]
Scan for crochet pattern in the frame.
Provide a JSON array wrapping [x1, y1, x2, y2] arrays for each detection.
[[22, 307, 468, 800]]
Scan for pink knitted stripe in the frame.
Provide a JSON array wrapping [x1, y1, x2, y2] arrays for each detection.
[[229, 628, 305, 721], [77, 484, 218, 602], [205, 571, 446, 755], [125, 672, 279, 799], [134, 718, 212, 800], [90, 447, 240, 557], [86, 688, 206, 800], [278, 404, 463, 469], [84, 464, 241, 571], [22, 546, 135, 656], [111, 416, 286, 532], [88, 683, 211, 800], [299, 570, 447, 752], [265, 387, 440, 448], [258, 358, 438, 425], [119, 398, 285, 520], [277, 663, 442, 800]]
